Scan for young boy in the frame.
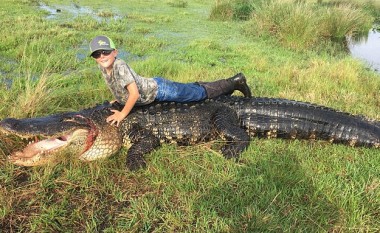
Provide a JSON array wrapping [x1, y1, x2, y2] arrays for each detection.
[[89, 35, 251, 126]]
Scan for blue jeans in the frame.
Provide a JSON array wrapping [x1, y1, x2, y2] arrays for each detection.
[[154, 77, 207, 102]]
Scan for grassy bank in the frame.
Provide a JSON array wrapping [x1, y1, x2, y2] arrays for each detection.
[[0, 0, 379, 232], [212, 0, 378, 50]]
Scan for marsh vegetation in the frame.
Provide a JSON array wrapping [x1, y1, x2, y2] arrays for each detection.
[[0, 0, 379, 232]]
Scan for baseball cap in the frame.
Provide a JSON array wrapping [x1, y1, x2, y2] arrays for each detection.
[[89, 35, 116, 56]]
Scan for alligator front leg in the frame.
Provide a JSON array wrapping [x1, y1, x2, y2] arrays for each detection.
[[213, 107, 250, 159], [126, 124, 161, 171]]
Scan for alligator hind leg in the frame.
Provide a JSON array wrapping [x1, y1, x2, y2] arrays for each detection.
[[126, 124, 161, 171], [213, 107, 250, 159]]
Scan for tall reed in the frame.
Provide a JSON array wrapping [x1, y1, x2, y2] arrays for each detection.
[[246, 0, 373, 50]]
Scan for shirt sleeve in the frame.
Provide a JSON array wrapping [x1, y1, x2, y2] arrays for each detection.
[[117, 63, 137, 88]]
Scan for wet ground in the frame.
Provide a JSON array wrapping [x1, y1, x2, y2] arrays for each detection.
[[1, 2, 379, 111], [39, 2, 97, 20], [38, 2, 139, 62], [35, 3, 380, 75], [38, 2, 121, 21]]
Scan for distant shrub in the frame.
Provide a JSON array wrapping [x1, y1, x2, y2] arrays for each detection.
[[210, 0, 263, 21], [321, 4, 373, 40], [209, 1, 234, 21], [233, 0, 255, 20], [317, 0, 380, 23], [245, 0, 373, 50], [97, 11, 115, 18], [167, 0, 188, 8]]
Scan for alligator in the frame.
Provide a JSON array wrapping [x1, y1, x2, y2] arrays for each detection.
[[0, 96, 379, 170]]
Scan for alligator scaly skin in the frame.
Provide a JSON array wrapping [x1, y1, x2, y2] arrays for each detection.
[[0, 96, 378, 169], [110, 96, 379, 169], [219, 96, 379, 147]]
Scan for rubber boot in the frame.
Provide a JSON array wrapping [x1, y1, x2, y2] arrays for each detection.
[[199, 73, 252, 98]]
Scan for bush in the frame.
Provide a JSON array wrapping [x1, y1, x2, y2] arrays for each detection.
[[320, 4, 373, 39], [233, 0, 255, 20], [245, 0, 373, 50], [167, 0, 188, 8], [209, 1, 234, 21], [210, 0, 263, 21]]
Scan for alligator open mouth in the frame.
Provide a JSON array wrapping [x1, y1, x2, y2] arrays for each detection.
[[0, 101, 126, 166], [5, 128, 93, 166], [12, 128, 87, 154], [0, 113, 100, 166]]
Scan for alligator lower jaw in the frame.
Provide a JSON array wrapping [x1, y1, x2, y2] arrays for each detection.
[[8, 129, 91, 166]]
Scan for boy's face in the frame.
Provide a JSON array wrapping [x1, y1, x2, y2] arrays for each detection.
[[93, 49, 118, 70]]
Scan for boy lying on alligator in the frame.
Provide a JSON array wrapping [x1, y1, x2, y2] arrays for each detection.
[[0, 95, 379, 170]]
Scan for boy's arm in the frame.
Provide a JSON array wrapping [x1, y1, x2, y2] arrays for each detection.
[[106, 82, 139, 127]]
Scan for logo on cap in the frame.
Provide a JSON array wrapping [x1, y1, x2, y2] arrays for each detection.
[[98, 40, 109, 46]]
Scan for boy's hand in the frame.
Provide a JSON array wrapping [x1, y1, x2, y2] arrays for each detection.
[[106, 110, 127, 127]]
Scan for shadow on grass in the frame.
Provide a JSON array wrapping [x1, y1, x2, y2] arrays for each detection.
[[195, 150, 339, 232]]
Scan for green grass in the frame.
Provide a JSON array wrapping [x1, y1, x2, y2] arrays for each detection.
[[244, 0, 374, 50], [210, 0, 378, 50], [0, 0, 380, 232]]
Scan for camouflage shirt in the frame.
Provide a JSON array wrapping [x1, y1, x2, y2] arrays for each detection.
[[99, 58, 158, 105]]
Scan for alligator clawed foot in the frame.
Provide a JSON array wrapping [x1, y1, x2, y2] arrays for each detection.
[[221, 146, 240, 160], [126, 155, 147, 171], [220, 139, 250, 160]]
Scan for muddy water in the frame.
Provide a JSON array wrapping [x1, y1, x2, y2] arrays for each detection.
[[39, 3, 97, 20], [348, 28, 380, 73], [38, 2, 121, 21]]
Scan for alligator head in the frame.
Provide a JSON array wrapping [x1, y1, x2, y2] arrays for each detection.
[[0, 102, 122, 166]]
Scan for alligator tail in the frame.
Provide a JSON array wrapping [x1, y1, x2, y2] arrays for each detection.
[[232, 97, 380, 148]]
